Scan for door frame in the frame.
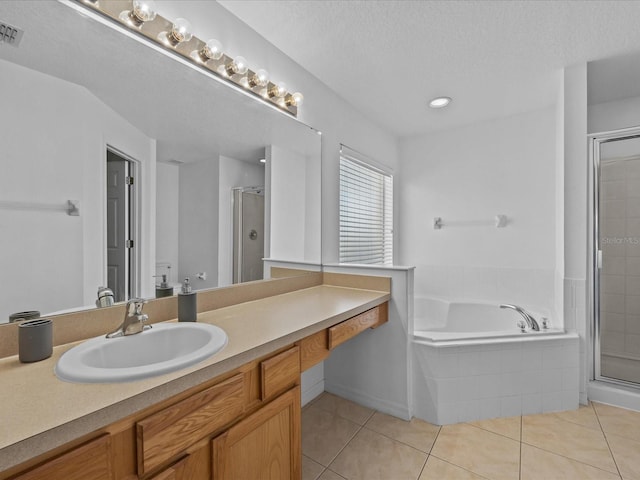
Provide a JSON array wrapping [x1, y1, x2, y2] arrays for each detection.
[[106, 146, 141, 301], [589, 125, 640, 387]]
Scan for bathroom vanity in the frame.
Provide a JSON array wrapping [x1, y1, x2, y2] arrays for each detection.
[[0, 272, 390, 479]]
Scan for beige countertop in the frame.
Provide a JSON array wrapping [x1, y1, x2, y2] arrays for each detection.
[[0, 284, 389, 472]]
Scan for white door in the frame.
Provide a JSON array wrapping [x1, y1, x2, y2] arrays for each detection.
[[106, 151, 130, 302]]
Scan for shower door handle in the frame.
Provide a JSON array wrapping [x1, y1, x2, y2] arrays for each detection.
[[597, 250, 603, 269]]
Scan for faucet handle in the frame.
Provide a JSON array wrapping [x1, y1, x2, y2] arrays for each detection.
[[127, 298, 148, 315], [517, 320, 527, 333]]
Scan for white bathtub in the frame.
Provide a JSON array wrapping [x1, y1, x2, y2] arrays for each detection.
[[411, 296, 580, 425], [413, 297, 564, 344]]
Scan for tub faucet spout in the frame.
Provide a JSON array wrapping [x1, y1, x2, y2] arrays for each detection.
[[500, 304, 540, 331]]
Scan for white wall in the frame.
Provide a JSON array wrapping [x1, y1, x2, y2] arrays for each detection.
[[179, 159, 219, 290], [0, 59, 155, 321], [562, 63, 588, 403], [589, 95, 640, 134], [218, 155, 265, 286], [555, 72, 566, 327], [267, 145, 307, 261], [399, 108, 557, 315], [156, 163, 180, 286]]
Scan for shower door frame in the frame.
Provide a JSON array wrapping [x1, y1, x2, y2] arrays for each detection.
[[589, 124, 640, 388], [232, 186, 265, 284]]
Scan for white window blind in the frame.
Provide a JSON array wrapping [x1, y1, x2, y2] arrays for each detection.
[[339, 147, 393, 265]]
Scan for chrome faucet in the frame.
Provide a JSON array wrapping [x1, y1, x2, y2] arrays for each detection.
[[106, 298, 151, 338], [500, 304, 540, 331]]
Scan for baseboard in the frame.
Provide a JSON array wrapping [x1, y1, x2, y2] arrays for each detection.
[[325, 382, 411, 420], [579, 391, 588, 405], [588, 380, 640, 412], [302, 380, 325, 407]]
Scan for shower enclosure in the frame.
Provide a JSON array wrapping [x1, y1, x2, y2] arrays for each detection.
[[232, 186, 265, 284], [592, 127, 640, 387]]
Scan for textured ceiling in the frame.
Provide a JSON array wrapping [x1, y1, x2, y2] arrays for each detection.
[[218, 0, 640, 137]]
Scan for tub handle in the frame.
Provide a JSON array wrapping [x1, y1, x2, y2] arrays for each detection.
[[517, 320, 527, 333]]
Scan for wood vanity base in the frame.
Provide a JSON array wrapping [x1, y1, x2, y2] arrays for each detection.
[[4, 302, 388, 480]]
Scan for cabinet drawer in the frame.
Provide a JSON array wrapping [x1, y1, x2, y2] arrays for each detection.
[[328, 303, 388, 350], [299, 330, 330, 371], [260, 346, 300, 400], [137, 373, 245, 475], [15, 434, 112, 480]]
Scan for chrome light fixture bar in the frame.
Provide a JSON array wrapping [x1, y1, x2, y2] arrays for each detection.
[[75, 0, 303, 116]]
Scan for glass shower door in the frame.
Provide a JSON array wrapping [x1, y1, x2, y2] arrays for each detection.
[[596, 134, 640, 385]]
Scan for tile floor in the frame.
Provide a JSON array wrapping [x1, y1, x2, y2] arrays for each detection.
[[302, 392, 640, 480]]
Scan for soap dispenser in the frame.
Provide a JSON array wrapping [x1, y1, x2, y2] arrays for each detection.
[[178, 277, 197, 322], [154, 274, 173, 298]]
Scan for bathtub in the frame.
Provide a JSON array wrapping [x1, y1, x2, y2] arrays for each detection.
[[413, 298, 565, 344], [411, 297, 580, 425]]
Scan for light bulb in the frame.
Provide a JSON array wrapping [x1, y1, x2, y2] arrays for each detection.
[[120, 0, 157, 26], [286, 92, 304, 107], [268, 82, 287, 99], [167, 18, 193, 46], [226, 56, 249, 76], [198, 39, 224, 62], [249, 69, 270, 88]]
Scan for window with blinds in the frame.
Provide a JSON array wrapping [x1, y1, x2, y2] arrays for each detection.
[[339, 148, 393, 265]]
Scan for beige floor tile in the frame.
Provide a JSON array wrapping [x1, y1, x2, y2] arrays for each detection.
[[521, 444, 621, 480], [522, 413, 618, 473], [468, 415, 521, 441], [365, 411, 440, 453], [606, 432, 640, 480], [595, 402, 640, 443], [303, 455, 326, 480], [418, 456, 487, 480], [313, 392, 375, 425], [318, 470, 347, 480], [430, 423, 520, 480], [302, 405, 361, 466], [549, 403, 602, 430], [329, 427, 427, 480]]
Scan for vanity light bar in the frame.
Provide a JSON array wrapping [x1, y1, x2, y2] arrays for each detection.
[[75, 0, 302, 117]]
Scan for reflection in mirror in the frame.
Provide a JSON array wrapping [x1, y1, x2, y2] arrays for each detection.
[[0, 1, 321, 324]]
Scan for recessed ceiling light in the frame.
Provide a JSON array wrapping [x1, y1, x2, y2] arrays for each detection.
[[429, 96, 452, 109]]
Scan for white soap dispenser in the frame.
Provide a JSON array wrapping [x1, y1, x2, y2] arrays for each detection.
[[178, 277, 197, 322]]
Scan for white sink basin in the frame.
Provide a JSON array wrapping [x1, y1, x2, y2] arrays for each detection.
[[55, 323, 227, 383]]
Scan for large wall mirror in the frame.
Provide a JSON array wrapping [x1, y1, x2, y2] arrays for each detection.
[[0, 1, 321, 323]]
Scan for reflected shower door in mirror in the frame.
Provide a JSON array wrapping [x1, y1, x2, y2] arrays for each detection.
[[595, 132, 640, 386], [0, 1, 321, 324], [232, 187, 265, 284]]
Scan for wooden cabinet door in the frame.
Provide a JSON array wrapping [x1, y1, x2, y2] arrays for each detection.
[[212, 386, 301, 480], [148, 444, 209, 480]]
